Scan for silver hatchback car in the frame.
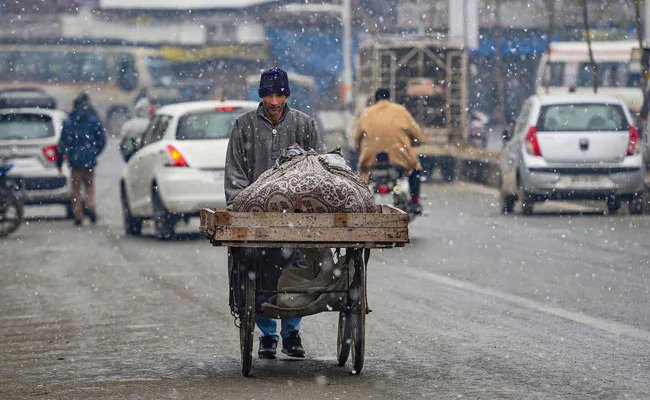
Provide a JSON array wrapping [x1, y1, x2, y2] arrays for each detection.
[[0, 107, 72, 216], [500, 94, 646, 215]]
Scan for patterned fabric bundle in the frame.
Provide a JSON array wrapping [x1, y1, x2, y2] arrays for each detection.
[[232, 145, 375, 213]]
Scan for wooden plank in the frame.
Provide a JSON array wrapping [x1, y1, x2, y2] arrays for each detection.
[[214, 226, 409, 244], [199, 209, 216, 236], [333, 214, 348, 228], [214, 241, 406, 249], [204, 207, 407, 229], [199, 205, 411, 247]]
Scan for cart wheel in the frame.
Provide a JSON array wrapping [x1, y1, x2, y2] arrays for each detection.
[[349, 251, 366, 374], [240, 268, 256, 377], [336, 311, 351, 366]]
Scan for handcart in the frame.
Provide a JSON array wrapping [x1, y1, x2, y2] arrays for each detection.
[[200, 205, 409, 376]]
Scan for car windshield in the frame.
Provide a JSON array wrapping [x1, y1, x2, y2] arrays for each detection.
[[0, 113, 54, 140], [145, 56, 176, 88], [537, 103, 627, 132], [176, 108, 249, 140]]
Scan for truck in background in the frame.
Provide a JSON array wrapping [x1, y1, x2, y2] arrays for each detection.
[[351, 36, 468, 181]]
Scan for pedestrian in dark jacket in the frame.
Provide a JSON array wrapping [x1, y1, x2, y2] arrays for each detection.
[[56, 92, 106, 226], [225, 67, 323, 360]]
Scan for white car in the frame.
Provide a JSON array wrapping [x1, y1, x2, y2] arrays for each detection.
[[500, 94, 646, 215], [120, 100, 258, 239], [0, 107, 73, 216]]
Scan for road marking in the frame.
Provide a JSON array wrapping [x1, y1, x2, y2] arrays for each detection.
[[0, 315, 38, 320], [399, 267, 650, 342], [125, 324, 162, 329]]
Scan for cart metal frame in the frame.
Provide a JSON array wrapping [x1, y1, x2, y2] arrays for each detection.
[[200, 205, 409, 376]]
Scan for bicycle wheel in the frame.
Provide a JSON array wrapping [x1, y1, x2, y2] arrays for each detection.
[[0, 190, 23, 237], [349, 250, 366, 375], [336, 310, 351, 366], [239, 262, 256, 377]]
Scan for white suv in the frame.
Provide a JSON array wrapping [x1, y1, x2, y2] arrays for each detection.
[[120, 100, 258, 239], [0, 107, 72, 216], [500, 94, 646, 215]]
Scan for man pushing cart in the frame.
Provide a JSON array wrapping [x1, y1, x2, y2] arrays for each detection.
[[200, 67, 409, 377]]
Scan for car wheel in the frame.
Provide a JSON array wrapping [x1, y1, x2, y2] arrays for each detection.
[[440, 158, 454, 182], [606, 196, 621, 214], [500, 192, 516, 214], [120, 185, 142, 236], [628, 193, 644, 215], [65, 203, 74, 219], [518, 186, 534, 216], [152, 187, 175, 240]]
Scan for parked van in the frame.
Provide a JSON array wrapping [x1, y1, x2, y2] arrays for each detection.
[[536, 41, 643, 114]]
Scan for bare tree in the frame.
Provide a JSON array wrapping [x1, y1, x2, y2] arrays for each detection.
[[581, 0, 598, 93], [634, 0, 648, 111]]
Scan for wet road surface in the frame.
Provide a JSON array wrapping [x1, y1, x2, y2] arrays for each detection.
[[1, 139, 649, 399]]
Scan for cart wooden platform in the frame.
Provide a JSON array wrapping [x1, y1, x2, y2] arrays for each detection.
[[200, 205, 409, 376]]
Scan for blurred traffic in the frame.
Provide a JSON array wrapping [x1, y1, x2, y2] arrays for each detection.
[[0, 2, 648, 238], [2, 1, 650, 398]]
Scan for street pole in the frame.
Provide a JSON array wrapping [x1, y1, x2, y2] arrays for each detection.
[[342, 0, 353, 109], [646, 0, 650, 45]]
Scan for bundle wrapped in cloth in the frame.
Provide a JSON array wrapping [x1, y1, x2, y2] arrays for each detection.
[[262, 248, 356, 318], [232, 145, 374, 316], [232, 145, 375, 213]]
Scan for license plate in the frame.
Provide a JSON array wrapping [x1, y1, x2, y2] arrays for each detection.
[[569, 175, 605, 184], [212, 170, 225, 181]]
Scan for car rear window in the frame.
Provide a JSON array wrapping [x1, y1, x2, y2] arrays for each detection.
[[0, 113, 54, 140], [537, 103, 627, 132], [176, 108, 250, 140]]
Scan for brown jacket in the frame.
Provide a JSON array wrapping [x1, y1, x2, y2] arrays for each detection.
[[353, 100, 428, 181]]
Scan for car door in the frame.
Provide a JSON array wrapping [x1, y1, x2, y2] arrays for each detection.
[[126, 114, 171, 216], [501, 99, 533, 194]]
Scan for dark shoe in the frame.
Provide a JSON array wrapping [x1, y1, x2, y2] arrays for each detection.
[[281, 331, 305, 358], [410, 203, 422, 216], [85, 208, 97, 224], [74, 219, 82, 226], [258, 336, 278, 359]]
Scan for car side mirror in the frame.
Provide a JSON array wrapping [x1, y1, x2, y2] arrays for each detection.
[[120, 137, 138, 162]]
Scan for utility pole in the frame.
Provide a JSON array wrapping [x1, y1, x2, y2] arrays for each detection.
[[449, 0, 478, 49], [646, 0, 650, 44], [544, 0, 555, 94], [634, 0, 647, 116], [341, 0, 353, 109], [494, 0, 506, 125]]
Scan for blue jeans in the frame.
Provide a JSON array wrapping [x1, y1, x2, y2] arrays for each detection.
[[257, 316, 301, 340], [251, 247, 304, 340]]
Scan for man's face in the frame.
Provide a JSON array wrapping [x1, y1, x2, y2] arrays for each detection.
[[261, 94, 287, 122]]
